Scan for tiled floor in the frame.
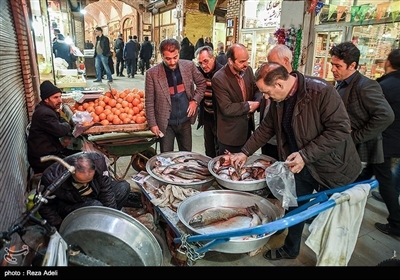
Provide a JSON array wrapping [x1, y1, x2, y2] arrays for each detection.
[[85, 73, 400, 267]]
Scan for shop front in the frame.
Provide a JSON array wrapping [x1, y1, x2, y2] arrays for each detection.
[[311, 0, 400, 81], [240, 0, 282, 69]]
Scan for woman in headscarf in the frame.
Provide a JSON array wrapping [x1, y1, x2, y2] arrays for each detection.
[[179, 37, 195, 60]]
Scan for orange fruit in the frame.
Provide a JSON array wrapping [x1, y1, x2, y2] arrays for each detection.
[[138, 91, 145, 98], [125, 94, 133, 103], [98, 113, 106, 120], [111, 88, 118, 96], [137, 103, 144, 111], [112, 116, 121, 125], [100, 119, 109, 126], [106, 113, 115, 122], [94, 106, 104, 115], [105, 91, 112, 98], [115, 103, 122, 109], [98, 100, 106, 107], [77, 105, 84, 111], [135, 116, 145, 124], [108, 99, 117, 107], [86, 106, 94, 113], [92, 115, 100, 123], [114, 109, 121, 116], [103, 96, 111, 104], [132, 98, 140, 106], [103, 108, 111, 116], [123, 117, 131, 124], [132, 107, 139, 115], [119, 91, 127, 99], [121, 100, 129, 108], [82, 102, 89, 109]]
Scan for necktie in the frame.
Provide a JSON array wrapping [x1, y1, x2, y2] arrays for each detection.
[[237, 74, 247, 101]]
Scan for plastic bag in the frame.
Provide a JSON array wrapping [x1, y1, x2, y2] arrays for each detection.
[[72, 111, 92, 125], [265, 161, 298, 210]]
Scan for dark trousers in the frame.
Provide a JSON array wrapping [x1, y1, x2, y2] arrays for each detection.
[[59, 180, 130, 219], [140, 59, 151, 73], [115, 55, 124, 75], [203, 113, 219, 158], [160, 121, 192, 153], [356, 159, 400, 229], [126, 58, 137, 76], [283, 167, 320, 257]]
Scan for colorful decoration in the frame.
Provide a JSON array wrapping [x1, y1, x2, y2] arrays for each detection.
[[350, 5, 361, 22], [336, 6, 346, 22], [274, 26, 303, 71], [376, 2, 390, 22], [308, 0, 318, 14], [358, 4, 371, 24], [391, 1, 400, 23], [315, 2, 324, 15], [206, 0, 218, 15], [328, 4, 337, 21]]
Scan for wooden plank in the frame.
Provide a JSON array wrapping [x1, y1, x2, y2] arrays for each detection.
[[83, 123, 148, 135]]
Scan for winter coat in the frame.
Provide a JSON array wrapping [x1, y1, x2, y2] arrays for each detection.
[[139, 40, 153, 60], [39, 152, 118, 227], [114, 37, 124, 59], [377, 70, 400, 158], [341, 71, 394, 163], [179, 37, 195, 60], [53, 39, 71, 64], [94, 35, 111, 57], [123, 39, 138, 60], [27, 102, 71, 172], [242, 71, 362, 189]]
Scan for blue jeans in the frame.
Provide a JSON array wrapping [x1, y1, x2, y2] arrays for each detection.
[[95, 54, 113, 81]]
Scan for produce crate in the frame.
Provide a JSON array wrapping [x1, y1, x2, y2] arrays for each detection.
[[82, 123, 148, 135], [56, 74, 87, 89]]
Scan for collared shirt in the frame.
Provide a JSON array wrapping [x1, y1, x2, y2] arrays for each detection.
[[336, 71, 357, 98], [285, 73, 299, 100], [235, 72, 247, 101]]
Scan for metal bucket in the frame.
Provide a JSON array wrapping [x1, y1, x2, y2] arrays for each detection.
[[177, 190, 284, 254], [59, 206, 163, 266], [208, 153, 276, 191], [146, 151, 215, 190]]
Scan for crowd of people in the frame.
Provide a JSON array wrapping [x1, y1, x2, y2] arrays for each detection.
[[29, 31, 400, 259]]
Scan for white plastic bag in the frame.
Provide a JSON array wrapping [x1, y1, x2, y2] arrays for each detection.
[[265, 161, 298, 210], [72, 111, 92, 125]]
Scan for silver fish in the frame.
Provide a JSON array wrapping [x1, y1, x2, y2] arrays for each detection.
[[189, 206, 250, 228]]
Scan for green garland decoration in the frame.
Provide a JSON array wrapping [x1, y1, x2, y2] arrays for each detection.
[[293, 28, 302, 70]]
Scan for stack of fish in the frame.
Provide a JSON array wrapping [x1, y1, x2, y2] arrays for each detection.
[[150, 184, 200, 211]]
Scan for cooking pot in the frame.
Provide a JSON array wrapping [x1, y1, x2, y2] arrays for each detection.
[[177, 190, 284, 254], [208, 153, 276, 191], [59, 206, 163, 266], [146, 151, 215, 190]]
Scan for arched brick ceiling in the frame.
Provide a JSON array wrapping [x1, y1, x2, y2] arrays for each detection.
[[83, 0, 141, 27]]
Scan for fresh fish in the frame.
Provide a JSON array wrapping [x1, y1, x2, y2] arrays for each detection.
[[189, 206, 250, 228], [173, 169, 209, 180], [252, 203, 272, 224], [247, 206, 261, 227]]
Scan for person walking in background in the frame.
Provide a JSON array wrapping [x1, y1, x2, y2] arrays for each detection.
[[53, 34, 72, 69], [114, 33, 125, 77], [133, 35, 140, 74], [53, 28, 62, 43], [259, 44, 294, 160], [204, 36, 214, 50], [123, 35, 138, 78], [195, 46, 224, 158], [212, 43, 262, 154], [139, 36, 153, 75], [179, 37, 195, 61], [93, 26, 113, 83], [329, 42, 398, 236], [195, 37, 204, 51], [369, 49, 400, 237], [145, 38, 206, 152], [216, 42, 228, 65], [230, 62, 362, 261], [85, 40, 94, 49]]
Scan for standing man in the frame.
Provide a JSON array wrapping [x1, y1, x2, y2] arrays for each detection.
[[230, 62, 362, 260], [39, 152, 130, 229], [329, 42, 397, 236], [114, 33, 125, 77], [123, 35, 138, 78], [215, 42, 228, 65], [28, 81, 78, 174], [139, 36, 153, 75], [132, 35, 140, 74], [195, 45, 224, 157], [259, 44, 294, 160], [145, 38, 206, 152], [53, 34, 72, 69], [212, 43, 262, 154], [371, 49, 400, 236], [93, 27, 113, 83]]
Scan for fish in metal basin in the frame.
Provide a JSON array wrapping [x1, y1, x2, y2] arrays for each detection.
[[189, 206, 252, 228]]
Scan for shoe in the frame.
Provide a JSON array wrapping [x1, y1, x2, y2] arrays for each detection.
[[93, 79, 102, 82], [141, 72, 144, 75], [263, 246, 297, 261], [372, 191, 384, 202], [120, 74, 125, 77], [131, 75, 135, 78], [108, 79, 113, 83], [375, 223, 400, 237], [128, 74, 131, 78]]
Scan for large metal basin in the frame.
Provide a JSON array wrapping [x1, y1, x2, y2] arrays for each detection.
[[208, 153, 276, 191], [59, 206, 163, 266], [146, 151, 215, 190], [177, 190, 284, 254]]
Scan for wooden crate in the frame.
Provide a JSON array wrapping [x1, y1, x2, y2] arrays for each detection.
[[82, 123, 148, 135]]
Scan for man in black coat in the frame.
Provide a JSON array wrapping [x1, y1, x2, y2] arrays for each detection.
[[139, 36, 153, 75], [27, 81, 77, 174], [39, 152, 130, 229], [114, 33, 125, 77], [370, 49, 400, 237]]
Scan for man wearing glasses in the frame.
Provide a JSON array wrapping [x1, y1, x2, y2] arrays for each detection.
[[39, 152, 130, 229], [194, 46, 224, 157]]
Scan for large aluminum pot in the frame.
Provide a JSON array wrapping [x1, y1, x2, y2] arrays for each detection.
[[59, 206, 163, 266], [146, 151, 215, 190], [177, 190, 284, 254], [208, 153, 276, 191]]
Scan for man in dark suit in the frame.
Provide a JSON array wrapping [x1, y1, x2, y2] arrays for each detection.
[[139, 36, 153, 75], [123, 35, 138, 78], [329, 42, 398, 236], [144, 38, 206, 152], [114, 33, 125, 77], [212, 43, 263, 154]]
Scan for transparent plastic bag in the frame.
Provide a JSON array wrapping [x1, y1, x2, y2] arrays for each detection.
[[265, 161, 298, 210]]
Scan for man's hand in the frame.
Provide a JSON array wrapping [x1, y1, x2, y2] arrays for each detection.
[[285, 152, 305, 174], [248, 101, 260, 113], [150, 125, 163, 138], [230, 152, 248, 170], [187, 100, 198, 117]]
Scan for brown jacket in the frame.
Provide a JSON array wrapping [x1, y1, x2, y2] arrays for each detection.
[[242, 72, 362, 189]]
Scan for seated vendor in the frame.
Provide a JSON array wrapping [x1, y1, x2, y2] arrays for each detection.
[[27, 80, 79, 173], [38, 152, 131, 229]]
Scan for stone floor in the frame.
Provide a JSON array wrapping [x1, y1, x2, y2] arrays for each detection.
[[81, 72, 400, 267]]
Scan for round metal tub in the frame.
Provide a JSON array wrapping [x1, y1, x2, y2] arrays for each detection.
[[177, 190, 284, 254], [59, 206, 163, 266], [146, 151, 215, 190], [208, 153, 276, 191]]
